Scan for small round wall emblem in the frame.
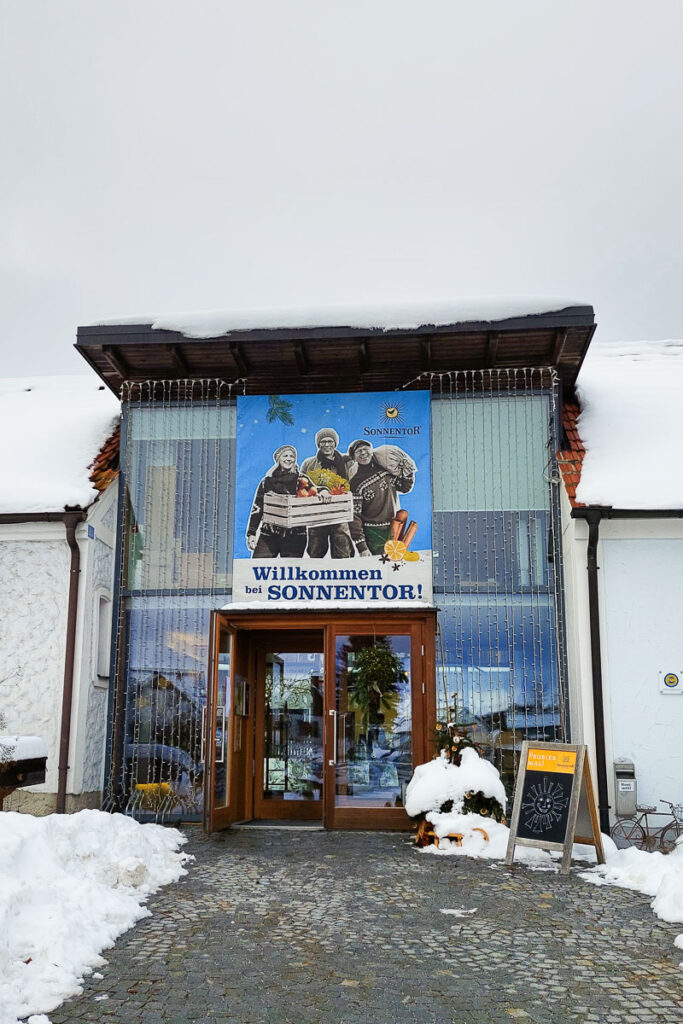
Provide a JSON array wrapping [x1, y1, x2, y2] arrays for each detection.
[[664, 673, 679, 688]]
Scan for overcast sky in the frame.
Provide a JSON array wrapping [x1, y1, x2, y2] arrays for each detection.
[[2, 1, 683, 376]]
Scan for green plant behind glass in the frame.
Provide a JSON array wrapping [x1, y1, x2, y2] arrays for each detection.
[[347, 638, 406, 734]]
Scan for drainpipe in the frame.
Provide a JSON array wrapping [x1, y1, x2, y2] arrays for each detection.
[[583, 508, 610, 834], [56, 511, 86, 813]]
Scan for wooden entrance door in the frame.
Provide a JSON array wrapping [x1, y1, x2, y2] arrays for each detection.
[[324, 614, 434, 830], [206, 610, 435, 832], [204, 618, 254, 832]]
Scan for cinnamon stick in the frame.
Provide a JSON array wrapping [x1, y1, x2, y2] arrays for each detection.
[[402, 521, 418, 549], [395, 509, 409, 540]]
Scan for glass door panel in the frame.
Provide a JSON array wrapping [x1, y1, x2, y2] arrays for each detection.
[[333, 634, 412, 811], [255, 646, 324, 820], [212, 625, 231, 811], [206, 619, 237, 832]]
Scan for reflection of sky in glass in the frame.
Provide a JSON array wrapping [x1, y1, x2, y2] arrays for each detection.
[[437, 594, 560, 721]]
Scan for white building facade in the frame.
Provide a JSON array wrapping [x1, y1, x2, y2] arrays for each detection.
[[0, 375, 119, 812], [561, 340, 683, 828]]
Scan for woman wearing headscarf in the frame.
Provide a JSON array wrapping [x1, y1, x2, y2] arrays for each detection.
[[246, 445, 307, 558]]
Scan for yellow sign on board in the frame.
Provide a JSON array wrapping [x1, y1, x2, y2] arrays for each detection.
[[526, 748, 577, 774]]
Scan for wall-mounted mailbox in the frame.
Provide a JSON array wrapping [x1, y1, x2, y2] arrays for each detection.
[[614, 758, 637, 817]]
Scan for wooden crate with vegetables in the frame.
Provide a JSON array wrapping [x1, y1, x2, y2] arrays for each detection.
[[262, 473, 353, 529]]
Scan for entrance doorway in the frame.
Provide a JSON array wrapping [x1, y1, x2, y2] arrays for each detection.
[[204, 611, 436, 832], [254, 632, 324, 821]]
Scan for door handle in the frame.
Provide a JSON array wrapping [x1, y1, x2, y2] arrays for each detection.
[[201, 707, 207, 764], [328, 708, 337, 766], [216, 706, 226, 762]]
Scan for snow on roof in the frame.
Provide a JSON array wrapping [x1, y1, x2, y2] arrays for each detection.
[[92, 297, 589, 339], [575, 340, 683, 510], [0, 375, 120, 514]]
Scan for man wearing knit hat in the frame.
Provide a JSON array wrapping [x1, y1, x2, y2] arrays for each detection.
[[347, 439, 415, 555], [301, 428, 354, 558]]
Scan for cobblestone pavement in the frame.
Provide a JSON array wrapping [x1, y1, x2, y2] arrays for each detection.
[[50, 827, 682, 1024]]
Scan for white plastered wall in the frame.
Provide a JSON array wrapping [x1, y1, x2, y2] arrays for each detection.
[[560, 490, 597, 762], [562, 501, 683, 820], [597, 520, 683, 814], [0, 523, 70, 799], [68, 478, 118, 801], [0, 478, 117, 810]]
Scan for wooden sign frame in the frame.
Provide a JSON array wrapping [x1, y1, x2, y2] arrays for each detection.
[[505, 741, 605, 874]]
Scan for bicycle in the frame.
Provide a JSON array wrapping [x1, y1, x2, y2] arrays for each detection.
[[610, 800, 683, 853]]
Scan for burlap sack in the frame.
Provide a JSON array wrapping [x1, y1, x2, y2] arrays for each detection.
[[372, 444, 417, 477]]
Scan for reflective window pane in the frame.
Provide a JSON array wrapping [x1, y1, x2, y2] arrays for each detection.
[[213, 627, 231, 810], [334, 635, 412, 809], [263, 651, 324, 801], [120, 600, 213, 820]]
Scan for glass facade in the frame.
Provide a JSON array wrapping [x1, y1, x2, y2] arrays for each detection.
[[431, 374, 566, 797], [105, 383, 237, 820], [106, 371, 567, 820]]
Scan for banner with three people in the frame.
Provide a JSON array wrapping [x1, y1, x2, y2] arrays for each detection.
[[231, 390, 433, 606]]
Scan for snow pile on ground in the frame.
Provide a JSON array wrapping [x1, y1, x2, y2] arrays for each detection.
[[0, 810, 189, 1024], [407, 749, 597, 869], [405, 747, 507, 818], [420, 810, 598, 869], [0, 375, 119, 514], [0, 736, 47, 762], [93, 296, 588, 339], [580, 836, 683, 963], [576, 339, 683, 508]]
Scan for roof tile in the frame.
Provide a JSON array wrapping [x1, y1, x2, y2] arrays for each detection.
[[558, 402, 585, 507]]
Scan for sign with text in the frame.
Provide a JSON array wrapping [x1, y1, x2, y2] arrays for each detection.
[[231, 391, 432, 606], [505, 742, 604, 874]]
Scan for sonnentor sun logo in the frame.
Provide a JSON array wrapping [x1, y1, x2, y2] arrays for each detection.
[[381, 401, 403, 424]]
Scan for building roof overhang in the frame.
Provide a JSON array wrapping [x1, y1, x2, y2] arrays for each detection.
[[76, 304, 596, 397]]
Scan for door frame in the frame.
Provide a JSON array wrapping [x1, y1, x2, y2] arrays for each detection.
[[205, 609, 436, 832]]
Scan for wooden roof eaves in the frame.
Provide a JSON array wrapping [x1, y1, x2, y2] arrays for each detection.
[[75, 305, 595, 348]]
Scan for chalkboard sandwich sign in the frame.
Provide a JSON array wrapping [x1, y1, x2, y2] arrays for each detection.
[[505, 741, 605, 874]]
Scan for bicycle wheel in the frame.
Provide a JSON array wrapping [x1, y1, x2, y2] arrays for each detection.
[[659, 822, 683, 854], [611, 818, 647, 849]]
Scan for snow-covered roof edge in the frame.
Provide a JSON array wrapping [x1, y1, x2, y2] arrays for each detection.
[[0, 375, 120, 515], [569, 340, 683, 511], [90, 297, 591, 340]]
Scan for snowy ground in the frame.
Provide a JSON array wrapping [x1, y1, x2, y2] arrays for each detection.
[[0, 810, 190, 1024], [419, 811, 683, 968], [406, 748, 683, 968]]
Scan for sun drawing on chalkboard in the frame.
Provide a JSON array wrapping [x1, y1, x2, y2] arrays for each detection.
[[521, 776, 569, 834]]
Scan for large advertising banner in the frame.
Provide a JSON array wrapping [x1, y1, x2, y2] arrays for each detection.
[[231, 391, 432, 606]]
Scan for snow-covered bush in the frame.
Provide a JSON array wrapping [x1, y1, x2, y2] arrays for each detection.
[[405, 746, 507, 820]]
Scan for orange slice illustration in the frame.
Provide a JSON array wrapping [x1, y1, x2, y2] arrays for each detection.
[[384, 539, 407, 561], [403, 550, 420, 562]]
